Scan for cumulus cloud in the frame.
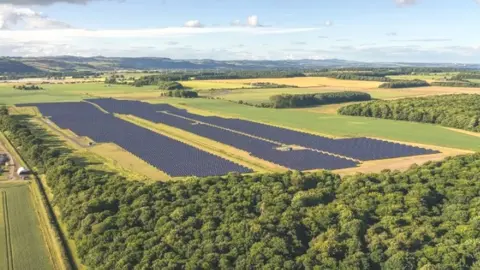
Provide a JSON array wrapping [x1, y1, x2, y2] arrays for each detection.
[[395, 0, 417, 6], [247, 15, 260, 27], [184, 20, 203, 28], [0, 4, 71, 29]]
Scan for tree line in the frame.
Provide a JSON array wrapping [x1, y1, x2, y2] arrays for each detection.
[[161, 90, 199, 98], [338, 94, 480, 132], [1, 108, 480, 269], [12, 84, 44, 91], [431, 81, 480, 88], [269, 91, 372, 108], [307, 72, 392, 82], [379, 80, 430, 88], [133, 71, 306, 86]]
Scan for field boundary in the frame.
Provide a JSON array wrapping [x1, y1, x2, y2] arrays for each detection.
[[0, 131, 77, 270], [2, 190, 14, 270]]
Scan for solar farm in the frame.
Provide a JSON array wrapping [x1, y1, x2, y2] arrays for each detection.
[[19, 98, 440, 178]]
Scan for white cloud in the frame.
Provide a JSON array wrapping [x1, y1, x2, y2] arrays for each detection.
[[0, 4, 71, 29], [184, 20, 203, 28], [0, 0, 116, 5], [247, 15, 260, 27], [324, 20, 333, 27], [395, 0, 417, 6]]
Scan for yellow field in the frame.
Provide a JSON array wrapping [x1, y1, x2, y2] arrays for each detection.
[[204, 77, 383, 89], [179, 80, 252, 90]]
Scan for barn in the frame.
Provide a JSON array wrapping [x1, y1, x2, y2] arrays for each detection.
[[17, 167, 31, 177]]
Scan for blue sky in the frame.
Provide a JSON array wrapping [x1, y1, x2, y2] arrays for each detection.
[[0, 0, 479, 62]]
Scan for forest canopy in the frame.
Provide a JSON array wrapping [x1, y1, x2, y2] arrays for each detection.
[[338, 94, 480, 132], [3, 108, 480, 269], [269, 91, 372, 108], [378, 80, 430, 89]]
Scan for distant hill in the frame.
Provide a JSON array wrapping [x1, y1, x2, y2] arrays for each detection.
[[1, 56, 479, 73], [0, 58, 40, 74]]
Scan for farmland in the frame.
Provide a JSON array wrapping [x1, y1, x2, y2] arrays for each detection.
[[0, 182, 53, 270], [201, 77, 383, 88]]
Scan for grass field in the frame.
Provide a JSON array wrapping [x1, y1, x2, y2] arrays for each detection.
[[0, 83, 159, 105], [0, 182, 53, 270], [202, 77, 383, 89], [202, 87, 429, 104], [152, 98, 480, 152]]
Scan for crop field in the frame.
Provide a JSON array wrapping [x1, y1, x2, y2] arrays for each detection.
[[152, 98, 480, 152], [203, 77, 383, 89], [0, 183, 53, 270]]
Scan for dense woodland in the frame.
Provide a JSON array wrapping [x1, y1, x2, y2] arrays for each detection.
[[1, 108, 480, 269], [158, 81, 185, 90], [269, 91, 371, 108], [379, 80, 430, 89], [338, 94, 480, 132], [161, 89, 199, 98]]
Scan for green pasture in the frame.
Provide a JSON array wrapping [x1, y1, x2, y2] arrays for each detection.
[[154, 98, 480, 151], [202, 87, 431, 104], [0, 182, 53, 270], [0, 83, 158, 105]]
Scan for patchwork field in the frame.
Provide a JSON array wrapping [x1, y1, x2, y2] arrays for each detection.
[[202, 77, 383, 88], [0, 182, 53, 270]]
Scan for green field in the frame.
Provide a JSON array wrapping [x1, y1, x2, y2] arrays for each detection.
[[0, 182, 53, 270], [0, 83, 158, 105], [203, 87, 426, 104], [154, 98, 480, 151]]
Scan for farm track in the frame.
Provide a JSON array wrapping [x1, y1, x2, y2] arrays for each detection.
[[2, 191, 14, 270]]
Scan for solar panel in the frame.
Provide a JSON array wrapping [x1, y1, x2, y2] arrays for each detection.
[[86, 98, 439, 161], [29, 102, 252, 177]]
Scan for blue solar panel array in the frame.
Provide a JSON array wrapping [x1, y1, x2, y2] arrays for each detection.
[[26, 102, 252, 177], [87, 98, 439, 161], [86, 99, 359, 170]]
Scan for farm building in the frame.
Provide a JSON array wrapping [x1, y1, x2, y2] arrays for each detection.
[[17, 167, 31, 176]]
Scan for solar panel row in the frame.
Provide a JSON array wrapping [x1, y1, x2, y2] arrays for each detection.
[[29, 102, 252, 177], [87, 99, 359, 170], [88, 98, 439, 161]]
